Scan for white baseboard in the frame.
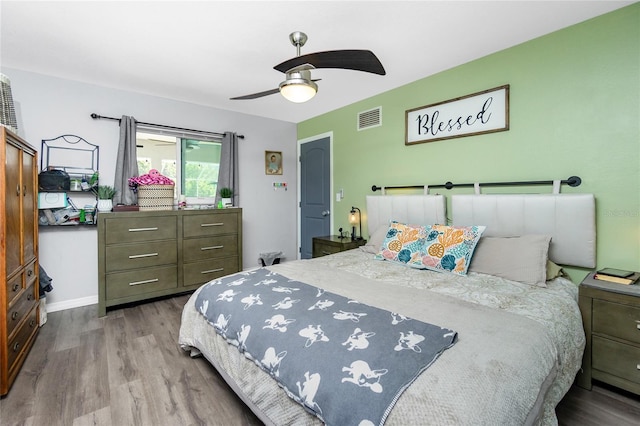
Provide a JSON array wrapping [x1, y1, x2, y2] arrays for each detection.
[[44, 295, 98, 313]]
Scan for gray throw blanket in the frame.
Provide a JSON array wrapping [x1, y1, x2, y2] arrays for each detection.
[[195, 268, 457, 426]]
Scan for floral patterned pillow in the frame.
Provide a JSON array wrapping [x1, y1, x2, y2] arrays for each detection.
[[375, 221, 428, 265], [410, 224, 486, 275]]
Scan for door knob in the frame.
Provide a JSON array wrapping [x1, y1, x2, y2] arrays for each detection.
[[321, 210, 330, 217]]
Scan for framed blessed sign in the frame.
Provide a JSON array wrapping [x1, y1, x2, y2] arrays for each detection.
[[405, 85, 509, 145]]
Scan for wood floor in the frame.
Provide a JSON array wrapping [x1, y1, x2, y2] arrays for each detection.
[[2, 295, 639, 426]]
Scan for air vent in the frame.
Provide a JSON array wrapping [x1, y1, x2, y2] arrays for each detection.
[[357, 106, 382, 131]]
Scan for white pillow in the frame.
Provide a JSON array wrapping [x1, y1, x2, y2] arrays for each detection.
[[361, 225, 390, 254], [468, 235, 552, 287]]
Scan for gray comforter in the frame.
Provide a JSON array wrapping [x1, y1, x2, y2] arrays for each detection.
[[179, 249, 585, 425]]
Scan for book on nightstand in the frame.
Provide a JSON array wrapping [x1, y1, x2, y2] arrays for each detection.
[[594, 268, 640, 285]]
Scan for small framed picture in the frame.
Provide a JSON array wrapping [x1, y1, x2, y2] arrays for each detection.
[[265, 151, 283, 175]]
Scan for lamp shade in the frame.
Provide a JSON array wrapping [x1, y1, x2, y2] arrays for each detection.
[[349, 211, 359, 224], [279, 68, 318, 103], [280, 80, 317, 103], [350, 206, 362, 240], [0, 73, 18, 133]]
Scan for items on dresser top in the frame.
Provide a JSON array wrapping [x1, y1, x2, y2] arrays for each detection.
[[97, 208, 242, 316]]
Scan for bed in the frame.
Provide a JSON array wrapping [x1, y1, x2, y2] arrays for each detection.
[[179, 193, 595, 425]]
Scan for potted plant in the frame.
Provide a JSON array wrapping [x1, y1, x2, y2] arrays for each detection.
[[219, 187, 233, 207], [95, 185, 117, 212]]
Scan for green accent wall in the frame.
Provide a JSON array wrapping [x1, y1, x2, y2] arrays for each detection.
[[298, 4, 640, 282]]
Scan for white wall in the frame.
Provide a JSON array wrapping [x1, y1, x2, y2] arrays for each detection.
[[4, 68, 298, 312]]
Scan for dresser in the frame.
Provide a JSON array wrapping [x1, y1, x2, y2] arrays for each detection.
[[312, 236, 366, 258], [1, 128, 39, 396], [577, 272, 640, 395], [97, 208, 242, 316]]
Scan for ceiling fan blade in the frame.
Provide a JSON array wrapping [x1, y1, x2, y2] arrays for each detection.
[[230, 87, 280, 100], [274, 50, 386, 75]]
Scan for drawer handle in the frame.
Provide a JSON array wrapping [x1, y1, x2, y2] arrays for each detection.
[[27, 294, 33, 301], [201, 268, 224, 274], [129, 278, 159, 286], [201, 245, 224, 251], [322, 251, 332, 255], [29, 319, 36, 328], [27, 269, 33, 277], [128, 227, 159, 232], [13, 342, 20, 352], [11, 311, 19, 320], [128, 252, 159, 259], [12, 283, 20, 292], [16, 184, 20, 196], [201, 223, 224, 227]]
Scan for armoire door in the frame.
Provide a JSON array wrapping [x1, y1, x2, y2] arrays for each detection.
[[4, 141, 22, 277], [21, 147, 36, 265]]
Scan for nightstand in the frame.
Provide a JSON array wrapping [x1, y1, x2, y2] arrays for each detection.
[[312, 236, 367, 258], [577, 271, 640, 395]]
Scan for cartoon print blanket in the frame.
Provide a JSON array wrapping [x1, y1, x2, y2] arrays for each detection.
[[195, 268, 458, 426]]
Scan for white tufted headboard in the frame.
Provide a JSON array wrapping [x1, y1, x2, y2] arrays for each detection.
[[452, 194, 596, 268], [366, 195, 446, 235]]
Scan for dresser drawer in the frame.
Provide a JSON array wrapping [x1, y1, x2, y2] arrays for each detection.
[[105, 241, 177, 272], [183, 257, 239, 287], [6, 282, 37, 338], [183, 213, 238, 238], [5, 261, 37, 308], [105, 216, 177, 244], [593, 299, 640, 345], [106, 266, 177, 299], [6, 274, 23, 307], [183, 235, 238, 262], [592, 335, 640, 385], [7, 306, 38, 374], [24, 260, 37, 288]]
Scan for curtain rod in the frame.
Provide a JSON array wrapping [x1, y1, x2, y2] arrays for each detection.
[[371, 176, 582, 192], [90, 113, 244, 139]]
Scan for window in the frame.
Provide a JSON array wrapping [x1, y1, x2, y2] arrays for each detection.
[[136, 131, 222, 204]]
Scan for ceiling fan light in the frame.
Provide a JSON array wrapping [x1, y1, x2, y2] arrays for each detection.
[[279, 79, 317, 103]]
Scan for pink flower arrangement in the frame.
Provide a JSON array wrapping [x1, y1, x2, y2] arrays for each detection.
[[128, 169, 174, 191]]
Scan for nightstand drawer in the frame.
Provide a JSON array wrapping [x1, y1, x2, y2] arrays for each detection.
[[183, 257, 239, 287], [314, 243, 342, 257], [105, 216, 177, 244], [183, 235, 238, 262], [183, 213, 238, 238], [593, 299, 640, 345], [592, 335, 640, 385], [106, 266, 177, 299], [105, 241, 177, 272]]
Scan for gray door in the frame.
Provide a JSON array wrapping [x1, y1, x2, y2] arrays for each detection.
[[300, 136, 331, 259]]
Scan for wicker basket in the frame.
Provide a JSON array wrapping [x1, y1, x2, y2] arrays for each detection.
[[137, 184, 175, 211]]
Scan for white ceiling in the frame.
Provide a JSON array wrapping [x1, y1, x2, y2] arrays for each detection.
[[1, 1, 634, 123]]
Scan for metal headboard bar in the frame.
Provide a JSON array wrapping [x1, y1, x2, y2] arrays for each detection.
[[371, 176, 581, 192]]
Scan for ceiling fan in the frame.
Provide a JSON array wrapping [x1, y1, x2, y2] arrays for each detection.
[[231, 31, 386, 103]]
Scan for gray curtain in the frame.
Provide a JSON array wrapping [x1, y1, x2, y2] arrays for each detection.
[[217, 131, 239, 206], [113, 115, 139, 205]]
